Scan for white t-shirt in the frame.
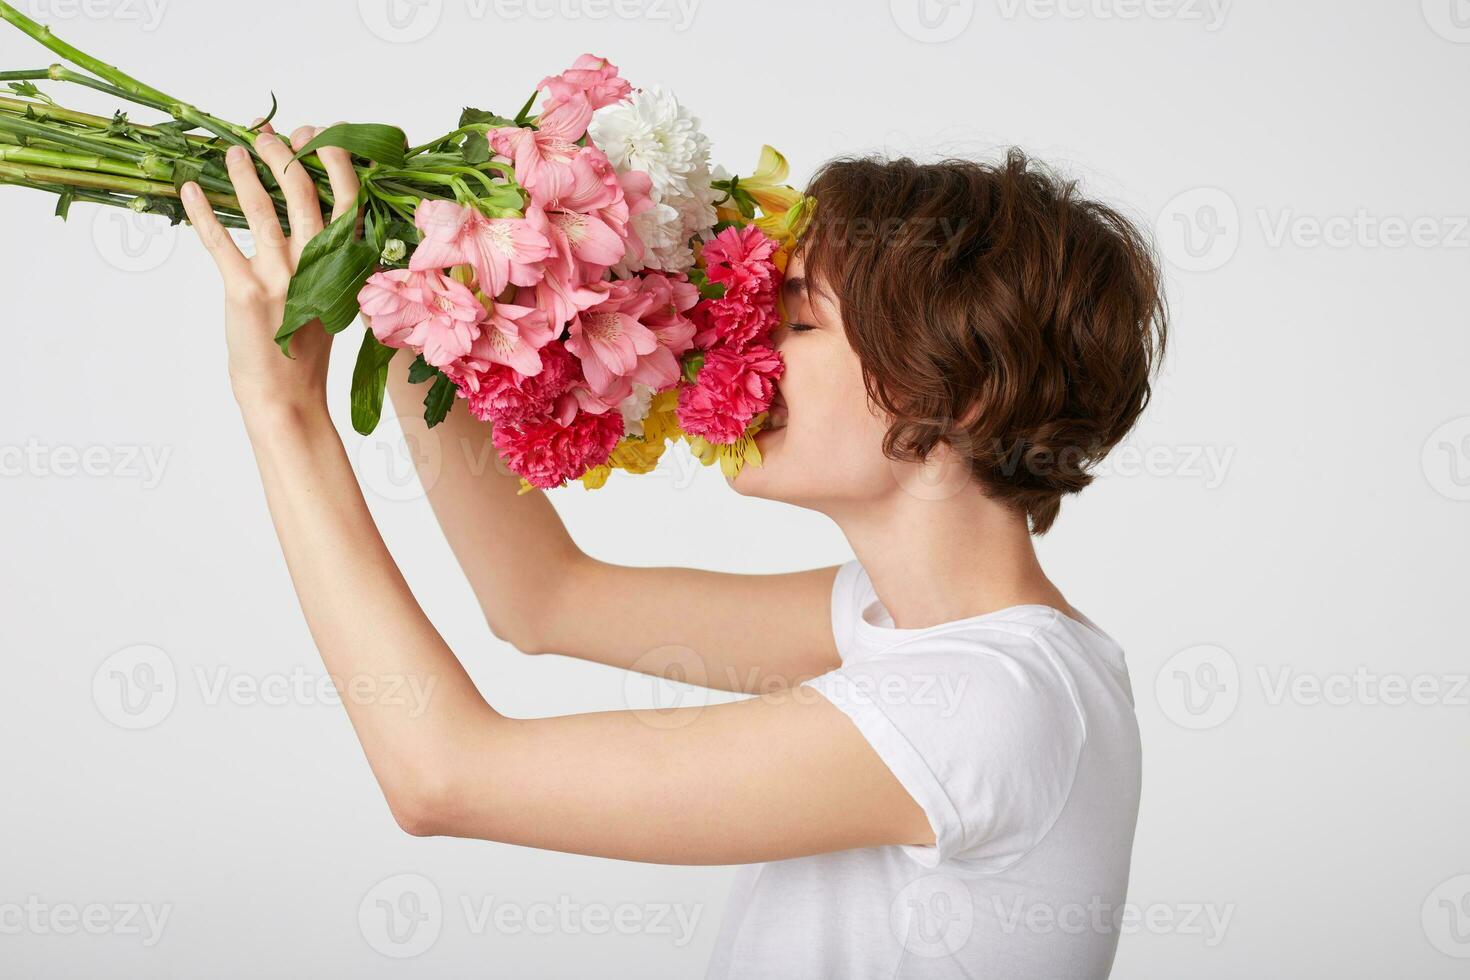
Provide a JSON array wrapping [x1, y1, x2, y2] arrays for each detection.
[[705, 558, 1142, 979]]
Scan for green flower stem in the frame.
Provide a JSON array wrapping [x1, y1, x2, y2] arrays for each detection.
[[0, 94, 214, 147], [0, 1, 175, 108], [0, 111, 150, 163], [0, 158, 241, 209], [0, 141, 158, 179]]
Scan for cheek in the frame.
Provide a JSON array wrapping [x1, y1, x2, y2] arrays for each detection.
[[789, 345, 892, 476]]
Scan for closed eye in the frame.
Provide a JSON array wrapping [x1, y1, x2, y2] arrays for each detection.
[[786, 322, 816, 332]]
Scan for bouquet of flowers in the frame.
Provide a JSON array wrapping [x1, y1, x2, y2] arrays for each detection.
[[0, 2, 813, 490]]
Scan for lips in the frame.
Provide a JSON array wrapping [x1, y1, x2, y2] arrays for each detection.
[[766, 387, 788, 429]]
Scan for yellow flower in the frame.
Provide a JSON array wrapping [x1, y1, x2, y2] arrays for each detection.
[[685, 412, 768, 480], [742, 145, 803, 216], [757, 194, 816, 273], [577, 390, 684, 489]]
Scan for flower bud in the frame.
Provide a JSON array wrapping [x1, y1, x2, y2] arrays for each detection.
[[380, 238, 406, 263]]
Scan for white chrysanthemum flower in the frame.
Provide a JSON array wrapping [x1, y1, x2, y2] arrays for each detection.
[[589, 86, 717, 274], [617, 382, 658, 438]]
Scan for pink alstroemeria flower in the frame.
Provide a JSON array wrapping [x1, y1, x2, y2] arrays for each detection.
[[358, 268, 487, 368], [446, 301, 558, 382], [538, 54, 632, 115], [410, 199, 551, 298], [488, 98, 595, 210]]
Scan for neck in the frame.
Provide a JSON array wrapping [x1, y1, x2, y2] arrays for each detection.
[[827, 484, 1071, 631]]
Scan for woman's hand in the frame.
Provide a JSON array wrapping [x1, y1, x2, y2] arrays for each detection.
[[179, 122, 360, 414]]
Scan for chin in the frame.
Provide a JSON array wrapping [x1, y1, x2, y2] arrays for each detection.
[[730, 425, 788, 500]]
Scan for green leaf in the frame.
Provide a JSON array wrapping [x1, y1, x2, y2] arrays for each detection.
[[459, 107, 515, 129], [460, 131, 490, 165], [423, 375, 457, 427], [697, 280, 726, 301], [407, 354, 438, 385], [681, 351, 706, 384], [247, 92, 280, 133], [349, 331, 399, 435], [170, 158, 203, 195], [275, 189, 376, 355], [291, 123, 407, 169]]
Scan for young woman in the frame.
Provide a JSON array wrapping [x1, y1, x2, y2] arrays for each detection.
[[177, 122, 1166, 979]]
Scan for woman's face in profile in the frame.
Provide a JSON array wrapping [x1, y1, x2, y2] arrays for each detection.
[[731, 252, 901, 512]]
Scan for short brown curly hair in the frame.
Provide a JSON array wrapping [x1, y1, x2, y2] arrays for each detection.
[[795, 149, 1168, 533]]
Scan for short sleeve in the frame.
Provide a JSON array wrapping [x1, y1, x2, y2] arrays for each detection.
[[828, 559, 867, 661], [801, 629, 1087, 871]]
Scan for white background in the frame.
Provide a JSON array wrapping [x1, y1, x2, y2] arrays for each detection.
[[2, 0, 1467, 976]]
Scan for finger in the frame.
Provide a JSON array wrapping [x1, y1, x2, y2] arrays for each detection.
[[225, 143, 291, 273], [254, 127, 324, 257], [179, 180, 248, 277], [314, 123, 361, 223]]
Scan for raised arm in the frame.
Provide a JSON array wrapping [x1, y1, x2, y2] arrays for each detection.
[[177, 126, 929, 862], [385, 327, 841, 693]]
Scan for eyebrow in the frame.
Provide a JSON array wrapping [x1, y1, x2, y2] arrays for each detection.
[[782, 276, 811, 302]]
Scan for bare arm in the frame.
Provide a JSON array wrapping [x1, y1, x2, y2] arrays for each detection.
[[178, 128, 929, 861], [386, 355, 841, 692]]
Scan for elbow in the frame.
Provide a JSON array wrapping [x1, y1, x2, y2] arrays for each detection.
[[484, 611, 552, 656], [386, 771, 461, 839]]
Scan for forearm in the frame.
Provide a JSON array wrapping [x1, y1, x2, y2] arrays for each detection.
[[239, 396, 500, 814], [386, 356, 582, 649]]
